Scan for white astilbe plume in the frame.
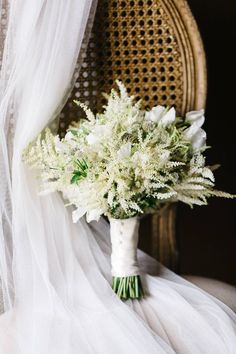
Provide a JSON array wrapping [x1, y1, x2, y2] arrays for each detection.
[[73, 100, 95, 122], [23, 81, 235, 222]]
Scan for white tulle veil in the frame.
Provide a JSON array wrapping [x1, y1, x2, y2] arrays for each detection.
[[0, 0, 98, 310], [0, 1, 172, 353], [0, 1, 236, 353]]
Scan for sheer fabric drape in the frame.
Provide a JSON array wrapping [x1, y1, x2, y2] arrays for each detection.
[[0, 1, 236, 353], [0, 0, 96, 311]]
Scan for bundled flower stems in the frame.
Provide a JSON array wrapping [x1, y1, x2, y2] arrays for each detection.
[[23, 80, 235, 300]]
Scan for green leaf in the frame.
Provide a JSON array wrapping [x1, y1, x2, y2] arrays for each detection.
[[71, 174, 80, 184], [68, 129, 78, 136]]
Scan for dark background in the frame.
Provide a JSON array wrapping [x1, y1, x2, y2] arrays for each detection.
[[177, 0, 236, 284]]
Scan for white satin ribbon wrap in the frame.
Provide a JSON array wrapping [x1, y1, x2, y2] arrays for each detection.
[[109, 217, 140, 277]]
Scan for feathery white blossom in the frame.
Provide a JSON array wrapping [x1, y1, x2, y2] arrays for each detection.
[[23, 81, 235, 221]]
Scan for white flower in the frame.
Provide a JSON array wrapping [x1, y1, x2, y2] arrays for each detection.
[[64, 131, 79, 149], [191, 129, 207, 151], [86, 124, 111, 145], [63, 184, 80, 200], [86, 208, 104, 222], [145, 106, 176, 126], [160, 107, 176, 126], [24, 82, 224, 221], [186, 109, 205, 125], [117, 142, 131, 158], [133, 151, 148, 163], [65, 131, 74, 141], [72, 207, 87, 222], [159, 150, 170, 162], [87, 133, 100, 145], [183, 109, 206, 151], [54, 136, 66, 152], [145, 106, 165, 122]]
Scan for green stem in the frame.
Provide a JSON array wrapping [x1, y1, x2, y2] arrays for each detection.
[[112, 275, 145, 300]]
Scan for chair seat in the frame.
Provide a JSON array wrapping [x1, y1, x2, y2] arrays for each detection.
[[183, 275, 236, 312]]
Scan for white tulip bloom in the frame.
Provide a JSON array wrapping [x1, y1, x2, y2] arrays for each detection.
[[191, 128, 207, 151], [160, 107, 176, 126], [87, 133, 100, 145], [183, 109, 207, 151], [117, 142, 131, 158], [145, 106, 176, 126], [87, 124, 111, 145], [145, 105, 165, 123], [186, 109, 205, 124]]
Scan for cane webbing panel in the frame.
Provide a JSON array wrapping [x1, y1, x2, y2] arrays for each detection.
[[60, 0, 206, 128], [74, 1, 182, 113], [60, 0, 206, 269]]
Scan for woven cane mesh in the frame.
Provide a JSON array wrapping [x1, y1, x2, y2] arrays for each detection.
[[60, 0, 206, 133], [60, 0, 185, 131]]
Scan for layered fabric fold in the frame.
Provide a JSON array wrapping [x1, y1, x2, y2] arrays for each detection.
[[0, 0, 97, 311], [0, 1, 236, 353]]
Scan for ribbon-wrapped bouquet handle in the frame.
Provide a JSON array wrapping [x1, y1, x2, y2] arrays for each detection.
[[110, 217, 144, 299]]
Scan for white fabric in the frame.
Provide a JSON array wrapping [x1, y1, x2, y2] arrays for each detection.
[[0, 1, 236, 353], [110, 217, 140, 277], [183, 275, 236, 312], [0, 0, 96, 310]]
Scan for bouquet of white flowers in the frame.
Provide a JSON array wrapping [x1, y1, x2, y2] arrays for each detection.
[[23, 81, 235, 300]]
